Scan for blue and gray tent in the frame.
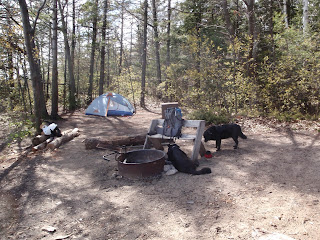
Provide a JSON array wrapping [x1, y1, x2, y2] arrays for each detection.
[[85, 92, 135, 117]]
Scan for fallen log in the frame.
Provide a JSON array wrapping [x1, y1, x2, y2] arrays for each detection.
[[32, 134, 50, 146], [32, 137, 54, 152], [47, 128, 79, 150], [84, 134, 146, 150]]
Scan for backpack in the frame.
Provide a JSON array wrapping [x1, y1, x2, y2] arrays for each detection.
[[162, 107, 184, 138]]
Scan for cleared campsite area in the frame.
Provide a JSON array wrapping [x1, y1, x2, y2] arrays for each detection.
[[1, 105, 320, 240]]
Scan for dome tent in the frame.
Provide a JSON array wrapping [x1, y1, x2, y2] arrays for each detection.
[[85, 92, 135, 117]]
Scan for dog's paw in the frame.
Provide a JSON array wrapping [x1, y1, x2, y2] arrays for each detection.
[[233, 146, 238, 149]]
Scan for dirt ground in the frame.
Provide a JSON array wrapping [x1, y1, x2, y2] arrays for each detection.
[[1, 104, 320, 240]]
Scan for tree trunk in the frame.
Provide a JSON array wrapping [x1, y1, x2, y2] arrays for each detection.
[[166, 0, 171, 69], [46, 25, 52, 101], [152, 0, 161, 86], [51, 0, 59, 119], [76, 18, 81, 97], [87, 0, 99, 104], [164, 0, 171, 100], [119, 0, 124, 75], [6, 11, 15, 111], [269, 0, 275, 65], [283, 0, 289, 28], [18, 0, 48, 133], [16, 55, 27, 114], [140, 0, 148, 108], [243, 0, 257, 77], [222, 0, 235, 38], [71, 0, 76, 67], [302, 0, 309, 35], [99, 0, 108, 96], [22, 57, 33, 114], [194, 1, 203, 89], [107, 31, 111, 88], [58, 0, 77, 110]]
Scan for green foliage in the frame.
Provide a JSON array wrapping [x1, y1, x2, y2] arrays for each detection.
[[0, 112, 34, 147], [2, 0, 320, 129], [7, 118, 34, 143], [254, 27, 320, 119], [188, 109, 230, 125]]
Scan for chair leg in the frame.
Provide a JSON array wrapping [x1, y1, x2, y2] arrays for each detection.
[[191, 120, 205, 161], [143, 136, 151, 149]]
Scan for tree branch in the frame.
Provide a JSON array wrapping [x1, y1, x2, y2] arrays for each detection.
[[242, 0, 249, 6], [1, 3, 22, 26], [32, 0, 47, 32]]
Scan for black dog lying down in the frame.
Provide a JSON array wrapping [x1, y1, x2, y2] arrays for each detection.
[[203, 123, 247, 151], [167, 144, 211, 175]]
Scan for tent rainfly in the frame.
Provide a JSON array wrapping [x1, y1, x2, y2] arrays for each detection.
[[85, 92, 135, 117]]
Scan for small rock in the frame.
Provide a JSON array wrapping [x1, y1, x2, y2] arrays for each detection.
[[166, 168, 178, 175], [54, 234, 72, 240], [41, 226, 56, 233]]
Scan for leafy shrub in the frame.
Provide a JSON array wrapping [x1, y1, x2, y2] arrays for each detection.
[[7, 118, 34, 144], [188, 109, 230, 125]]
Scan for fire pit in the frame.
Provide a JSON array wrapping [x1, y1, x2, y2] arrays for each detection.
[[117, 149, 165, 179]]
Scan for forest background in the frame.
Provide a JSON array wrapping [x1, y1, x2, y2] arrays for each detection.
[[0, 0, 319, 139]]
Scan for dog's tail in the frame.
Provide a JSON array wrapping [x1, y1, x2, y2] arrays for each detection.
[[190, 167, 212, 175], [240, 132, 247, 139]]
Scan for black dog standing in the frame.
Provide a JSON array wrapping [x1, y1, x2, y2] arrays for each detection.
[[167, 144, 211, 175], [203, 123, 247, 151]]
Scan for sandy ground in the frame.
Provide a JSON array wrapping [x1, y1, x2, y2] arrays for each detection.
[[0, 104, 320, 240]]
